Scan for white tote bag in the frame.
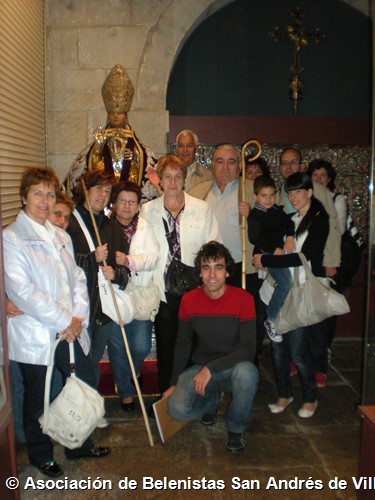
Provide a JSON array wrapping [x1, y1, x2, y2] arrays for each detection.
[[39, 339, 105, 449], [98, 268, 135, 324]]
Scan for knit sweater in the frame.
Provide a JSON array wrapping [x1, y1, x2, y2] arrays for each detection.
[[170, 285, 256, 385]]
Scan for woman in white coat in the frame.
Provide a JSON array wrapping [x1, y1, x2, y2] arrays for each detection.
[[141, 154, 221, 395], [3, 167, 110, 478], [103, 181, 160, 411]]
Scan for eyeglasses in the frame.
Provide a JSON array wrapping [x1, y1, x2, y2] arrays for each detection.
[[280, 160, 300, 167], [116, 199, 138, 206], [53, 210, 70, 223]]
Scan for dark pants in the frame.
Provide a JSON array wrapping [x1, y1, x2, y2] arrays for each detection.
[[227, 263, 266, 358], [154, 292, 182, 394], [307, 320, 329, 374], [246, 273, 267, 356], [19, 339, 96, 465], [271, 327, 317, 404]]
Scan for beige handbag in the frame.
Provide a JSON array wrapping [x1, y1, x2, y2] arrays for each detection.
[[126, 280, 160, 321], [275, 253, 350, 334]]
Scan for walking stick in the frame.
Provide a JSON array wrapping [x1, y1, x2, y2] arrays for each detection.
[[81, 180, 154, 447], [240, 140, 262, 289]]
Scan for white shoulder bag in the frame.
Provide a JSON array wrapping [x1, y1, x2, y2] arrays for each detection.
[[74, 209, 135, 325], [39, 339, 105, 449]]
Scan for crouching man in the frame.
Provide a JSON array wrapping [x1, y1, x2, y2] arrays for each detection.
[[163, 241, 259, 453]]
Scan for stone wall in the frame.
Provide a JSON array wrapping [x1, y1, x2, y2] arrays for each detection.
[[45, 0, 369, 183]]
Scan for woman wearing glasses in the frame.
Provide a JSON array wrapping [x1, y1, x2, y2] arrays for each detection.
[[103, 181, 160, 411]]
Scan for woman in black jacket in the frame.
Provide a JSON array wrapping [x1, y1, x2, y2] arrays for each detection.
[[253, 173, 329, 419]]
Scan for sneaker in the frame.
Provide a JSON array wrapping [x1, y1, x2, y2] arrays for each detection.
[[264, 319, 283, 343], [226, 432, 247, 453], [315, 372, 327, 388], [96, 417, 109, 429], [200, 412, 218, 426]]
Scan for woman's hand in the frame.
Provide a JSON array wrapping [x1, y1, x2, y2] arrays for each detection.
[[253, 254, 266, 270], [147, 165, 163, 196], [6, 299, 23, 318], [325, 266, 337, 277], [284, 236, 295, 254], [101, 265, 115, 281], [115, 251, 129, 267], [60, 316, 84, 343], [95, 243, 108, 263]]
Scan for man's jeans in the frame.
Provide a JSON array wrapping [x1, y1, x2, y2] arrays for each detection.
[[168, 362, 259, 434]]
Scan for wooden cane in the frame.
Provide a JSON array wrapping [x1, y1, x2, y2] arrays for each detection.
[[240, 140, 262, 289], [81, 179, 154, 447]]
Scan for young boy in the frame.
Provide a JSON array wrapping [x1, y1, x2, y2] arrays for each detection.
[[247, 175, 295, 342]]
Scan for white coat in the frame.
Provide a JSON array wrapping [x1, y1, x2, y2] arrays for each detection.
[[128, 215, 160, 288], [140, 192, 221, 302], [3, 210, 90, 365]]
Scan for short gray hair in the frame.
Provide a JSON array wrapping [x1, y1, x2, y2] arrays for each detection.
[[176, 129, 199, 146], [213, 144, 241, 164]]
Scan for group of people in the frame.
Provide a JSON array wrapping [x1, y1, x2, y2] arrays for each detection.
[[5, 63, 360, 472]]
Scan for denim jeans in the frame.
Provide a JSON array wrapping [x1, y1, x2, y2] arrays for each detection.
[[267, 267, 292, 322], [89, 320, 114, 387], [271, 327, 317, 403], [168, 362, 259, 434], [107, 319, 152, 399]]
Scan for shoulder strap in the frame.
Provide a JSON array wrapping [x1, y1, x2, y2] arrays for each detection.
[[73, 208, 95, 252], [162, 218, 174, 254], [41, 339, 75, 434]]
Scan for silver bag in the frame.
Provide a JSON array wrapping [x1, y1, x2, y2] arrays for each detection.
[[39, 339, 105, 449], [275, 252, 350, 334]]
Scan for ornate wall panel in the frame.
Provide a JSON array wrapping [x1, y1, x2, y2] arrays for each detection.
[[172, 143, 371, 239]]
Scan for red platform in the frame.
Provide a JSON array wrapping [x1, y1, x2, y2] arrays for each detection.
[[98, 357, 159, 397]]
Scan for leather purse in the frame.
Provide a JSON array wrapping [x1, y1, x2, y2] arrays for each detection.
[[162, 218, 201, 297], [275, 252, 350, 334]]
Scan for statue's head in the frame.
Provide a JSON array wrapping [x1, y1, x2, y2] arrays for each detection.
[[102, 64, 134, 127]]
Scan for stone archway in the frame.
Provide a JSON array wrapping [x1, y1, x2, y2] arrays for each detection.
[[134, 0, 368, 151]]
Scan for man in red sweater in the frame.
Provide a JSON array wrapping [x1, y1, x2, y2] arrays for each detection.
[[163, 241, 259, 453]]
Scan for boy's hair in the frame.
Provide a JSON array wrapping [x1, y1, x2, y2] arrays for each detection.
[[194, 241, 235, 276], [253, 175, 277, 194]]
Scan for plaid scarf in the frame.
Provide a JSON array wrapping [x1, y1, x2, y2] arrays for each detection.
[[120, 214, 139, 244]]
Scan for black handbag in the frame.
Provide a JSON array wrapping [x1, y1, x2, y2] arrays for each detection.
[[163, 218, 201, 297]]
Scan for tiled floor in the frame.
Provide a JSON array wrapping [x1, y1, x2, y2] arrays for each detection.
[[16, 339, 363, 499]]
